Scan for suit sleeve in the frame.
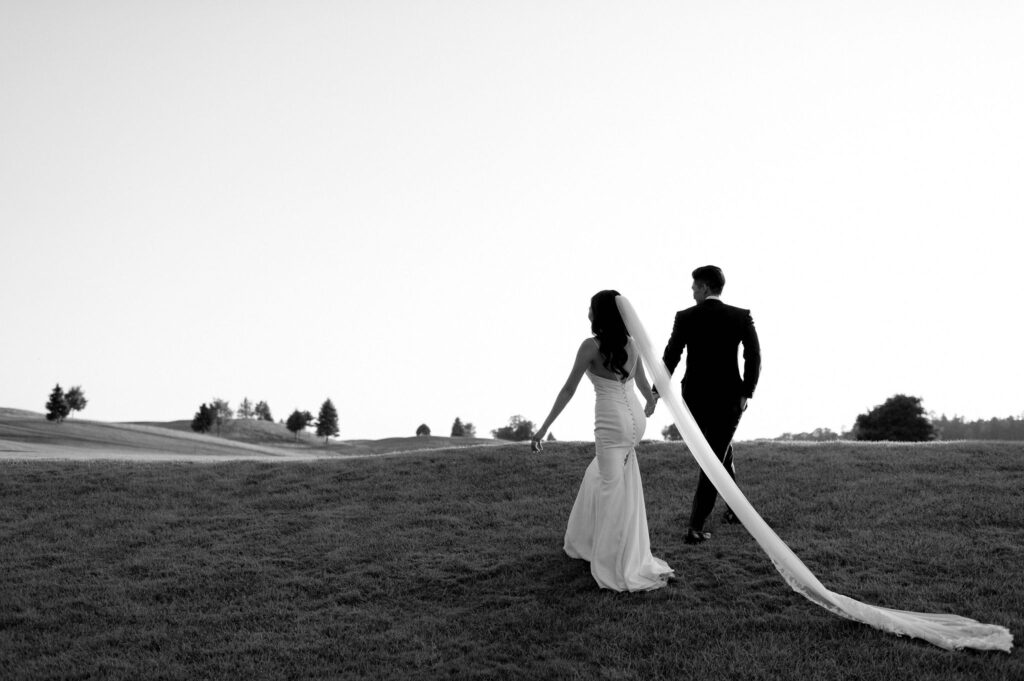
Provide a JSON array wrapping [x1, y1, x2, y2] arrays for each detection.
[[742, 311, 761, 398], [662, 312, 687, 376]]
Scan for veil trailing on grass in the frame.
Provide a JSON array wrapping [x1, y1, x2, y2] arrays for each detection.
[[616, 296, 1013, 653]]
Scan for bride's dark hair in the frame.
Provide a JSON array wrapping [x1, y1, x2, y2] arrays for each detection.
[[590, 290, 630, 378]]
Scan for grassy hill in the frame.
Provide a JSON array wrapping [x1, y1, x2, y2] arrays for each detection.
[[0, 408, 501, 460], [0, 439, 1021, 680]]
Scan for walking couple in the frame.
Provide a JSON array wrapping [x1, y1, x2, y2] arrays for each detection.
[[531, 265, 761, 592], [526, 267, 1013, 653]]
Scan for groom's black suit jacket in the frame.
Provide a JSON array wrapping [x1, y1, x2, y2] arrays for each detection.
[[662, 299, 761, 408]]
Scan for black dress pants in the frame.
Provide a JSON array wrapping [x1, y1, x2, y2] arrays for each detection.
[[687, 397, 744, 532]]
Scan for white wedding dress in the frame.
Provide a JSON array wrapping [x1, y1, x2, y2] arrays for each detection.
[[563, 345, 674, 591]]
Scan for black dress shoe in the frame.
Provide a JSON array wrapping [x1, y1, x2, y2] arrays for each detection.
[[684, 529, 712, 544], [722, 509, 741, 525]]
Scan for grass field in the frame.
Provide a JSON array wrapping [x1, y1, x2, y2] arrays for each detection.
[[1, 436, 1022, 680]]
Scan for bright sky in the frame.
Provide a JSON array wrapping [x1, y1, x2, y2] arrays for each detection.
[[3, 1, 1023, 443]]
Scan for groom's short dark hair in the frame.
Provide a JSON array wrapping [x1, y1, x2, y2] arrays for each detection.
[[692, 265, 725, 294]]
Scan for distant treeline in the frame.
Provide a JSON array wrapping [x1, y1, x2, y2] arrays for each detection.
[[777, 414, 1024, 442], [932, 414, 1024, 441]]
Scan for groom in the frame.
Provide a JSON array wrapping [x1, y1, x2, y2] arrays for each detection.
[[658, 265, 761, 545]]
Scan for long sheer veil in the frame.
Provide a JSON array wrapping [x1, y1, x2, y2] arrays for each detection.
[[616, 295, 1012, 652]]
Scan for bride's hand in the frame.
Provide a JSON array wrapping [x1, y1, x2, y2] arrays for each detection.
[[644, 399, 656, 417]]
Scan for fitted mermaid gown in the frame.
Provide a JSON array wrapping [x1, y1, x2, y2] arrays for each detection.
[[563, 352, 674, 591]]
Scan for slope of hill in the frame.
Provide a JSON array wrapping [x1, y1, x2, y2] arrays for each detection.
[[129, 418, 501, 455], [0, 409, 501, 460], [0, 407, 44, 418], [129, 417, 323, 446]]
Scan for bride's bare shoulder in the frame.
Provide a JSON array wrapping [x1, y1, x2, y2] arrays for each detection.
[[577, 337, 599, 356]]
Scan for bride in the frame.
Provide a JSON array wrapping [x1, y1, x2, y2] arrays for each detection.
[[531, 290, 674, 591]]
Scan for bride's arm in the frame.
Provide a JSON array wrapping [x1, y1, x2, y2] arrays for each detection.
[[634, 355, 657, 417], [532, 339, 595, 447]]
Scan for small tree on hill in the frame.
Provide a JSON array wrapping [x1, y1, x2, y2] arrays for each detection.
[[237, 397, 254, 420], [662, 423, 682, 441], [491, 415, 535, 441], [211, 398, 232, 436], [65, 386, 87, 417], [45, 384, 70, 423], [191, 403, 214, 433], [451, 417, 465, 437], [286, 409, 314, 440], [316, 399, 339, 444], [463, 422, 476, 438], [255, 401, 273, 422], [854, 394, 935, 442], [416, 423, 431, 437], [546, 432, 556, 441]]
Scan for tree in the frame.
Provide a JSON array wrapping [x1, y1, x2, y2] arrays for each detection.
[[45, 384, 70, 423], [854, 394, 935, 442], [255, 401, 273, 422], [65, 386, 87, 417], [210, 398, 232, 436], [211, 398, 232, 419], [546, 432, 556, 441], [316, 399, 340, 444], [237, 397, 254, 420], [191, 403, 214, 433], [463, 422, 476, 438], [451, 417, 465, 437], [491, 415, 535, 441], [661, 423, 683, 441], [416, 423, 431, 437], [286, 409, 314, 440]]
